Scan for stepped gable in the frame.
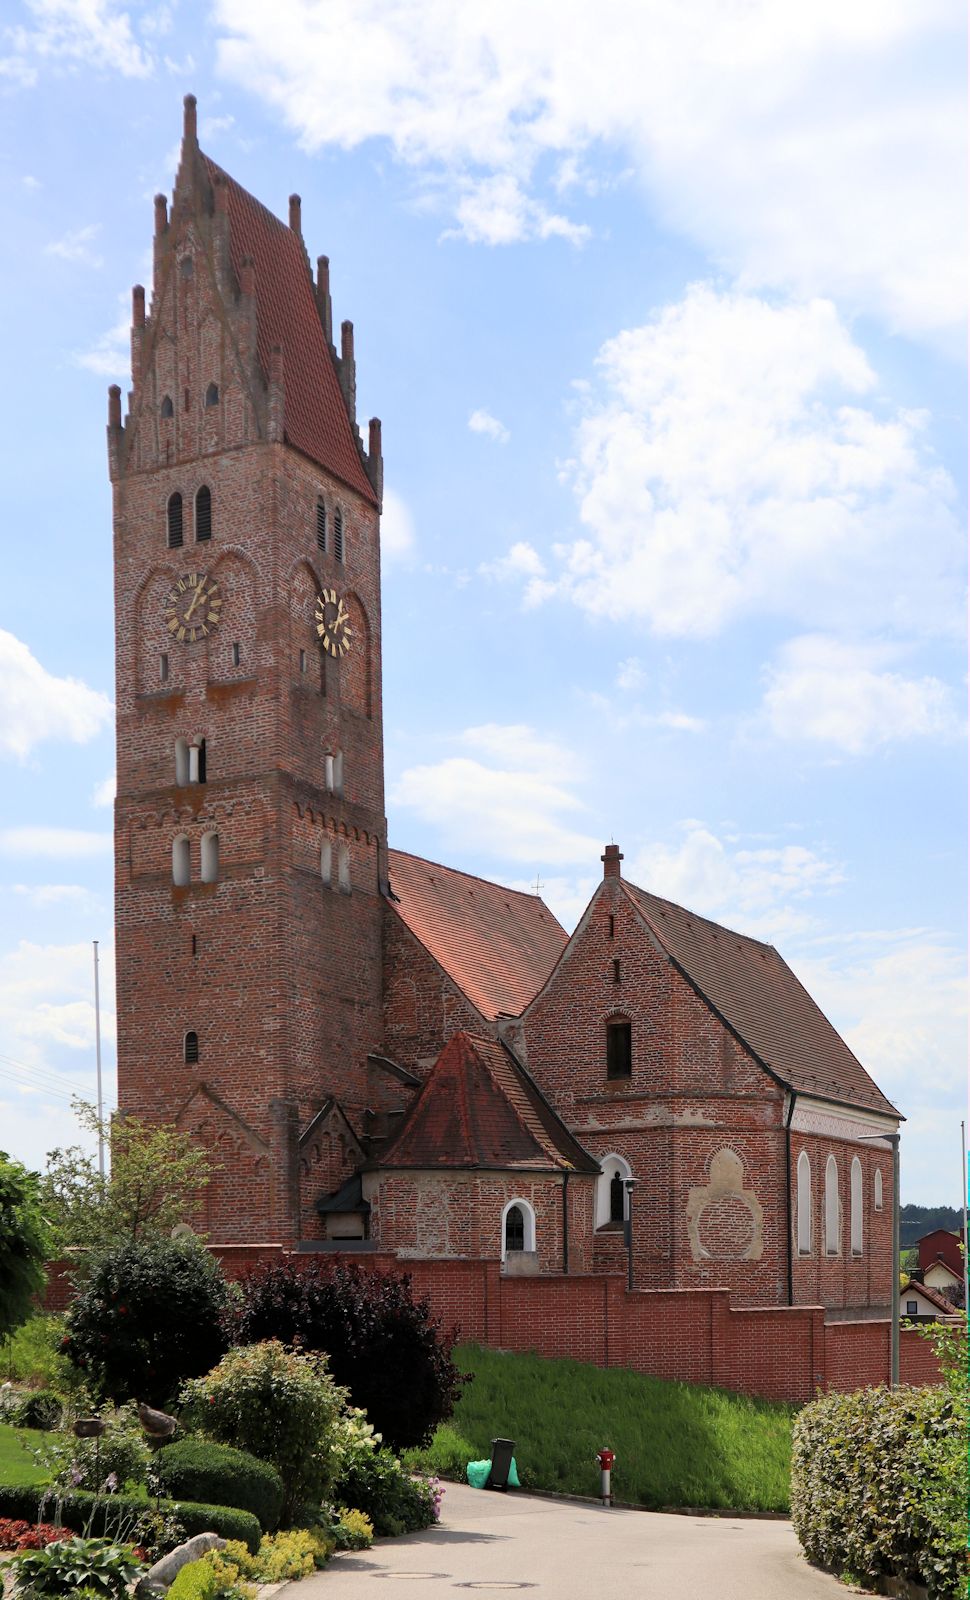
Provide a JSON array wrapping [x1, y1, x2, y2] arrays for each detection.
[[623, 880, 900, 1117], [386, 849, 568, 1020], [201, 154, 376, 503], [374, 1031, 599, 1173]]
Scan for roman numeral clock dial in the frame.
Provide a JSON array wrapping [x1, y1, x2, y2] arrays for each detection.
[[315, 589, 353, 657], [164, 572, 223, 643]]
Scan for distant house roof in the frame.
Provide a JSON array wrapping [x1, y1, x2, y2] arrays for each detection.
[[386, 850, 568, 1021], [373, 1031, 599, 1174], [201, 154, 376, 504], [917, 1227, 965, 1276], [901, 1278, 960, 1317], [621, 881, 900, 1118]]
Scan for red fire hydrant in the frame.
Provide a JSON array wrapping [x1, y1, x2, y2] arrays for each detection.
[[596, 1447, 616, 1506]]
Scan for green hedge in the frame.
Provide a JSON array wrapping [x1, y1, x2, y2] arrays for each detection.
[[153, 1439, 283, 1531], [791, 1384, 967, 1599], [0, 1483, 260, 1553]]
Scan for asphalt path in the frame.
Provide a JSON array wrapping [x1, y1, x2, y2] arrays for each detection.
[[294, 1483, 865, 1600]]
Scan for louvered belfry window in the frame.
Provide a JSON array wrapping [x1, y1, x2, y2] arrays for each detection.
[[333, 507, 344, 562], [195, 485, 212, 542], [316, 498, 327, 551], [184, 1031, 199, 1065], [167, 492, 183, 549]]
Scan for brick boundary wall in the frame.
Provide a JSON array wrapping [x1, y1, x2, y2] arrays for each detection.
[[43, 1249, 952, 1402]]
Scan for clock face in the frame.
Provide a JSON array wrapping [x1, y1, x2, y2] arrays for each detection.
[[164, 572, 223, 643], [315, 588, 353, 657]]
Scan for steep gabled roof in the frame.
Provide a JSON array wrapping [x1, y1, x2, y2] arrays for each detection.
[[622, 881, 900, 1118], [374, 1031, 599, 1174], [201, 154, 376, 504], [902, 1278, 960, 1316], [386, 849, 568, 1021]]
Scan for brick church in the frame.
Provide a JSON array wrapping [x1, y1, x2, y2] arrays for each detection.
[[111, 98, 900, 1322]]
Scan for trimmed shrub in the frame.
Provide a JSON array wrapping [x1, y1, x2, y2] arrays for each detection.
[[335, 1446, 437, 1537], [791, 1383, 968, 1599], [11, 1391, 62, 1431], [180, 1341, 345, 1526], [153, 1440, 283, 1532], [166, 1554, 254, 1600], [233, 1259, 464, 1449], [62, 1239, 231, 1406], [0, 1485, 260, 1554], [221, 1530, 321, 1581]]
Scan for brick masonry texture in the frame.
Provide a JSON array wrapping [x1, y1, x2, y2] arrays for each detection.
[[109, 104, 914, 1408]]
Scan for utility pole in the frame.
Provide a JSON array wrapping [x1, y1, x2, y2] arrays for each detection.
[[889, 1131, 900, 1389], [962, 1120, 969, 1318], [93, 939, 105, 1178]]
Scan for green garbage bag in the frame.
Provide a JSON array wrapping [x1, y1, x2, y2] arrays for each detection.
[[466, 1457, 520, 1488]]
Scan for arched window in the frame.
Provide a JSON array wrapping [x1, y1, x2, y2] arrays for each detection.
[[824, 1155, 840, 1256], [172, 834, 190, 886], [175, 738, 189, 786], [200, 830, 220, 883], [183, 1031, 199, 1065], [204, 382, 219, 408], [501, 1198, 536, 1261], [195, 485, 212, 542], [796, 1150, 812, 1255], [606, 1018, 631, 1079], [595, 1153, 632, 1229], [161, 395, 174, 419], [874, 1168, 883, 1211], [333, 507, 344, 563], [321, 838, 332, 885], [333, 751, 344, 794], [851, 1156, 863, 1255], [337, 840, 350, 893], [167, 491, 183, 549], [316, 498, 327, 552]]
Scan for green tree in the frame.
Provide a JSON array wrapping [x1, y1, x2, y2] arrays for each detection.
[[42, 1099, 214, 1253], [0, 1151, 53, 1339]]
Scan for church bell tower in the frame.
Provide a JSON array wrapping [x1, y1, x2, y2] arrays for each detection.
[[110, 96, 388, 1243]]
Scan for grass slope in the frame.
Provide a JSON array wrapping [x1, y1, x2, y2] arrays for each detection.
[[0, 1425, 49, 1488], [405, 1344, 794, 1513]]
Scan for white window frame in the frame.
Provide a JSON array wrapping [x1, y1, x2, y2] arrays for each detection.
[[796, 1150, 812, 1255], [595, 1154, 632, 1229], [874, 1168, 883, 1211], [824, 1154, 840, 1256], [500, 1197, 536, 1262], [172, 833, 190, 886], [850, 1156, 863, 1256]]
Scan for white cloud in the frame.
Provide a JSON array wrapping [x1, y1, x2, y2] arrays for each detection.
[[22, 174, 41, 189], [74, 295, 129, 378], [615, 658, 646, 692], [4, 0, 152, 80], [762, 635, 959, 753], [0, 629, 112, 760], [91, 770, 115, 808], [381, 487, 416, 561], [533, 286, 962, 638], [11, 883, 100, 909], [479, 541, 546, 587], [627, 821, 845, 943], [213, 0, 964, 336], [45, 223, 102, 268], [391, 722, 599, 867], [0, 828, 112, 859], [468, 408, 511, 445]]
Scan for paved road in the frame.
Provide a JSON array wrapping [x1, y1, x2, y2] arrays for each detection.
[[295, 1483, 864, 1600]]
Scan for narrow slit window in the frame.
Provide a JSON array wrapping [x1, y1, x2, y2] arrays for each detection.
[[337, 841, 350, 893], [172, 834, 190, 886], [160, 653, 169, 683], [161, 395, 174, 419], [204, 382, 219, 408], [333, 751, 344, 794], [191, 934, 197, 957], [195, 485, 212, 542], [197, 739, 207, 784], [231, 642, 241, 667], [299, 649, 307, 674], [316, 499, 327, 552], [874, 1168, 883, 1211], [200, 830, 220, 884], [608, 914, 615, 939], [613, 958, 621, 984], [606, 1019, 632, 1079], [183, 1030, 199, 1064], [796, 1151, 812, 1254], [825, 1155, 840, 1255], [167, 492, 183, 549], [324, 752, 335, 791], [321, 838, 332, 885], [334, 508, 344, 563], [850, 1156, 863, 1255]]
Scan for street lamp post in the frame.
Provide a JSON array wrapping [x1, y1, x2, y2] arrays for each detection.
[[624, 1177, 638, 1293], [860, 1130, 900, 1388]]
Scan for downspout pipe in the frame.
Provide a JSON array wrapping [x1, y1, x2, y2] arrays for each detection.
[[562, 1171, 570, 1275], [785, 1090, 797, 1306]]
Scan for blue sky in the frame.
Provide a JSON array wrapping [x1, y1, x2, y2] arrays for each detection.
[[0, 1, 965, 1205]]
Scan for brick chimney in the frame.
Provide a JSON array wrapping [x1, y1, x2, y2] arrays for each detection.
[[601, 843, 623, 879]]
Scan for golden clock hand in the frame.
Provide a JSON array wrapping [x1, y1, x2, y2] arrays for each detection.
[[184, 582, 207, 621]]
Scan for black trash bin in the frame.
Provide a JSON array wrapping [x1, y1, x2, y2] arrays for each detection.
[[486, 1437, 516, 1491]]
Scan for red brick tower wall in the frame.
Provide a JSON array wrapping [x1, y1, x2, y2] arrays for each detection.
[[110, 99, 387, 1243]]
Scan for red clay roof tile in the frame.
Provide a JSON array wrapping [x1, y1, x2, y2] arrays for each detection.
[[375, 1031, 599, 1173], [622, 880, 900, 1118], [202, 154, 376, 504], [386, 849, 568, 1021]]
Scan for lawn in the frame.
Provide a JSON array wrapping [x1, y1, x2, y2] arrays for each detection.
[[404, 1343, 794, 1513], [0, 1425, 49, 1489]]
